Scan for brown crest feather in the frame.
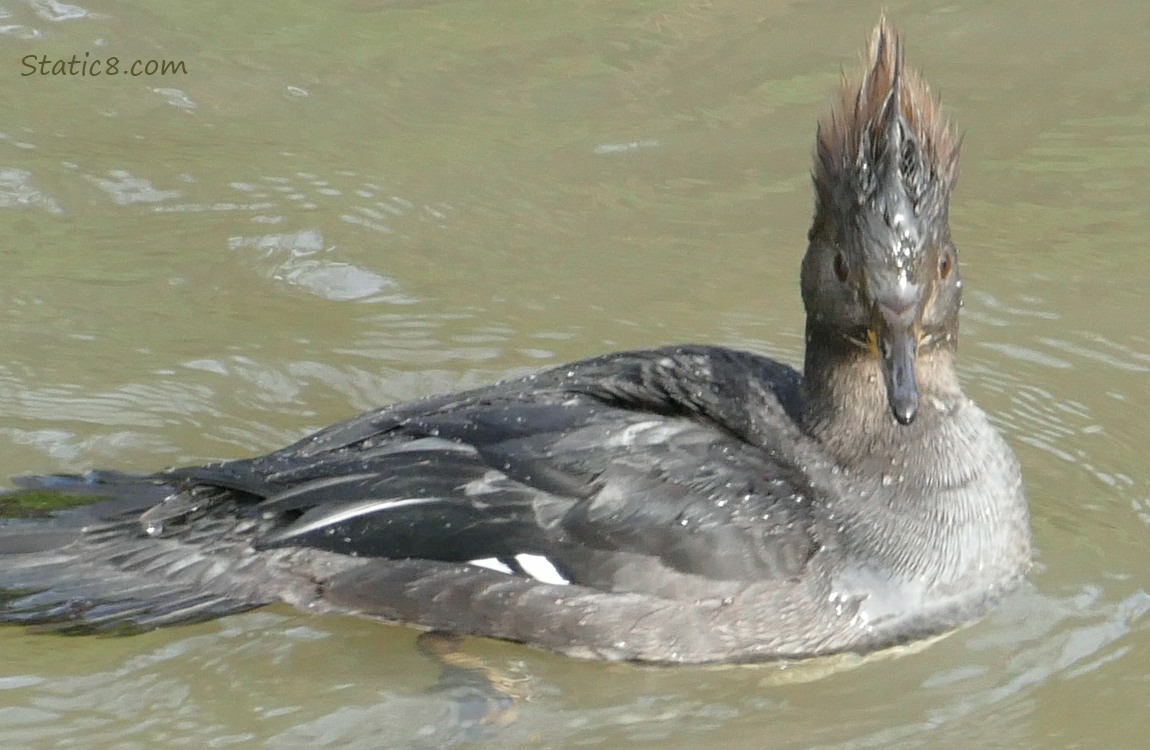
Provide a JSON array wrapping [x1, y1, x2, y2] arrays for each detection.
[[813, 18, 959, 225]]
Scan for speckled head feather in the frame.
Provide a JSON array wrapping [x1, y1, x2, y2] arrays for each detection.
[[812, 19, 960, 253]]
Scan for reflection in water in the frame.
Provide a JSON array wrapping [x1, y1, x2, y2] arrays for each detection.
[[228, 228, 414, 303], [0, 167, 61, 214], [2, 0, 1150, 748], [151, 87, 197, 112], [89, 170, 181, 205], [1039, 334, 1150, 374], [25, 0, 89, 22]]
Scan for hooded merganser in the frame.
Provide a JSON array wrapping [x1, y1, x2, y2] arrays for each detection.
[[0, 20, 1030, 663]]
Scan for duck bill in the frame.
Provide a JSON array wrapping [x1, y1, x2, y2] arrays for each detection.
[[876, 304, 920, 425]]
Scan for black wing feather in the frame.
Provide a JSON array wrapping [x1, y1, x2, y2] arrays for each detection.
[[230, 345, 824, 582], [2, 345, 828, 633]]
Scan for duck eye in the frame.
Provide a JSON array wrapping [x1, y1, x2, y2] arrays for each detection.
[[938, 252, 953, 280], [833, 251, 849, 282]]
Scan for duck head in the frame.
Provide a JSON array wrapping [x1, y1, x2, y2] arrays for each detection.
[[802, 19, 963, 426]]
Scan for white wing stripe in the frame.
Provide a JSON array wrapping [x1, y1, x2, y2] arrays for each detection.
[[280, 497, 439, 538], [469, 557, 514, 575], [514, 553, 569, 585]]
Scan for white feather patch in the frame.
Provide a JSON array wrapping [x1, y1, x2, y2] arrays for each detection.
[[469, 557, 514, 575], [278, 497, 439, 538], [514, 553, 569, 585]]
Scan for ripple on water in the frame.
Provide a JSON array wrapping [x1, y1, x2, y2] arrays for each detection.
[[0, 167, 63, 214], [228, 228, 415, 303]]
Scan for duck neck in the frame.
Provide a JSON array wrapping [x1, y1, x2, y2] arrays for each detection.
[[800, 326, 966, 487], [800, 326, 1029, 599]]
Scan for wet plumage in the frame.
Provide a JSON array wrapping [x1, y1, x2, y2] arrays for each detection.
[[0, 20, 1030, 663]]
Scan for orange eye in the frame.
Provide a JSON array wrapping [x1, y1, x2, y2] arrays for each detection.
[[939, 252, 953, 280], [833, 252, 849, 282]]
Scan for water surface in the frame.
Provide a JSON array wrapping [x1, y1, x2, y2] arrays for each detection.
[[2, 1, 1149, 747]]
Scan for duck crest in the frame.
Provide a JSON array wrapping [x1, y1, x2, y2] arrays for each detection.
[[813, 18, 960, 260]]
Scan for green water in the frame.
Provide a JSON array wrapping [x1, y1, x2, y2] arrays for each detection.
[[2, 1, 1149, 747]]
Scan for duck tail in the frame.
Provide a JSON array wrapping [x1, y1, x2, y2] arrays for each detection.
[[0, 472, 266, 633]]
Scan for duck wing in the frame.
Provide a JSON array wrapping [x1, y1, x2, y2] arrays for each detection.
[[1, 346, 829, 640], [192, 345, 823, 583]]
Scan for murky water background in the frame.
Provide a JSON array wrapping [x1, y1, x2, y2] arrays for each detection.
[[2, 0, 1149, 747]]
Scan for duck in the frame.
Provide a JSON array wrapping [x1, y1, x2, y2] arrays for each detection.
[[0, 19, 1031, 664]]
